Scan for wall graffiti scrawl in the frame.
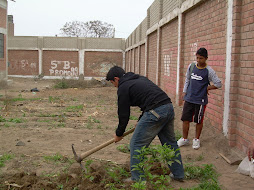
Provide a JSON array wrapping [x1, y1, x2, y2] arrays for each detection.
[[9, 59, 38, 75], [49, 60, 79, 77]]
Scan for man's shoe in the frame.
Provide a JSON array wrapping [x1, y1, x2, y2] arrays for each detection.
[[169, 173, 184, 182], [177, 137, 189, 147], [192, 138, 200, 149]]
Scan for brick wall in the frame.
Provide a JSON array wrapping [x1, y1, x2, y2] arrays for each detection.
[[125, 0, 254, 155], [8, 50, 39, 76], [0, 4, 7, 80], [160, 19, 178, 102], [147, 31, 157, 83], [232, 0, 254, 152], [84, 51, 123, 77], [43, 51, 79, 78], [182, 0, 227, 132], [0, 7, 6, 28]]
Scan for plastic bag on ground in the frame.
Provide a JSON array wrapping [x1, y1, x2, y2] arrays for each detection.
[[236, 156, 254, 178]]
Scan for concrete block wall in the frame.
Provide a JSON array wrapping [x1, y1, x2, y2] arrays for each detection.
[[125, 0, 254, 155], [0, 0, 7, 82], [8, 37, 125, 79]]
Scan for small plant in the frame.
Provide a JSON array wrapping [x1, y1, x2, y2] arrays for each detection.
[[117, 144, 130, 153], [196, 154, 204, 161], [132, 144, 180, 189], [48, 96, 60, 103], [54, 79, 69, 89], [39, 113, 58, 117], [4, 123, 10, 128], [0, 116, 6, 122], [43, 153, 70, 164], [131, 181, 147, 190], [106, 166, 130, 183], [8, 118, 23, 123], [129, 115, 139, 120], [0, 153, 14, 167], [87, 116, 100, 123], [181, 164, 221, 190], [175, 130, 182, 141], [65, 105, 83, 112], [0, 117, 24, 123]]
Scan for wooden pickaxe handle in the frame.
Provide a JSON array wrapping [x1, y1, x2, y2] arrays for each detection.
[[72, 127, 135, 163]]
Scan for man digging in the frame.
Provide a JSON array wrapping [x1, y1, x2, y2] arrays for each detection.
[[106, 66, 185, 182]]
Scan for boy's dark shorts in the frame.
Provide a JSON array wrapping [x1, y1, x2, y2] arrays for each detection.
[[181, 101, 206, 124]]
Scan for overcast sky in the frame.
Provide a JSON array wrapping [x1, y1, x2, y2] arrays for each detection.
[[7, 0, 155, 39]]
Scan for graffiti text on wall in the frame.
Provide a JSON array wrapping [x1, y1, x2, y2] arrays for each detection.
[[9, 60, 37, 74], [164, 54, 171, 76], [49, 61, 78, 77]]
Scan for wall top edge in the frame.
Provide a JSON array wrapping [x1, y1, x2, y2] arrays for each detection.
[[9, 36, 125, 40], [0, 0, 7, 9]]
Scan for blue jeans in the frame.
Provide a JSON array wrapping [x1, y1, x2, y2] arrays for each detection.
[[130, 103, 184, 181]]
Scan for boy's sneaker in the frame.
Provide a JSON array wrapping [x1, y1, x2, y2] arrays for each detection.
[[192, 138, 200, 149], [177, 137, 189, 147]]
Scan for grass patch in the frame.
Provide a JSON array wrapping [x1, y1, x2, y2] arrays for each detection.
[[180, 164, 221, 190], [39, 113, 58, 117], [49, 96, 61, 103], [0, 153, 14, 167], [175, 130, 182, 141], [129, 115, 139, 120], [65, 105, 83, 112], [0, 116, 24, 123], [117, 144, 130, 153], [43, 153, 72, 164]]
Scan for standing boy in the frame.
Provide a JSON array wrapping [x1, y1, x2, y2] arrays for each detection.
[[106, 66, 184, 182], [177, 48, 222, 149]]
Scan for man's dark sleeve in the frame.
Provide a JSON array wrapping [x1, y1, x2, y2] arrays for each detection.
[[116, 87, 131, 136]]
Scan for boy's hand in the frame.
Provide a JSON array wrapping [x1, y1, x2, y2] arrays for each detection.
[[207, 85, 218, 95], [248, 144, 254, 161], [182, 93, 186, 101]]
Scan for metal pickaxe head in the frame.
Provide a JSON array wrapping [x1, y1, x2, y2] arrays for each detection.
[[71, 144, 86, 171]]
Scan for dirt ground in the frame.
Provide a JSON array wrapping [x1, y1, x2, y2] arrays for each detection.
[[0, 77, 253, 190]]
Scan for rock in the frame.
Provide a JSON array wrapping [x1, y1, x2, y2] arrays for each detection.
[[16, 141, 25, 146]]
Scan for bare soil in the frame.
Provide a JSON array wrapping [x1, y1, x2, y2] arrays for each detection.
[[0, 78, 253, 190]]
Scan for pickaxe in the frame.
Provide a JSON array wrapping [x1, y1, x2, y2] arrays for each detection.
[[72, 127, 135, 170]]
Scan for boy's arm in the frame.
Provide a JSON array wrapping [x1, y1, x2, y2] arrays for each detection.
[[207, 66, 222, 89], [183, 64, 192, 93]]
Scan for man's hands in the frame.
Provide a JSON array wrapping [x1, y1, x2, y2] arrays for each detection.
[[114, 123, 137, 143], [114, 135, 123, 143]]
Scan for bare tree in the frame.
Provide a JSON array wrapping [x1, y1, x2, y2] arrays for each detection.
[[60, 21, 87, 37], [60, 20, 115, 38]]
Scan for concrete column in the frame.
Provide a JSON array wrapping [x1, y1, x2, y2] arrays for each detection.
[[137, 45, 140, 74], [38, 37, 43, 76], [79, 49, 85, 76], [123, 51, 125, 69], [223, 0, 233, 137], [156, 27, 161, 86], [176, 12, 183, 106], [144, 38, 148, 77]]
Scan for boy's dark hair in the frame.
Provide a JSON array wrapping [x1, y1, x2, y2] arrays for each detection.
[[106, 66, 126, 81], [196, 47, 208, 58]]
